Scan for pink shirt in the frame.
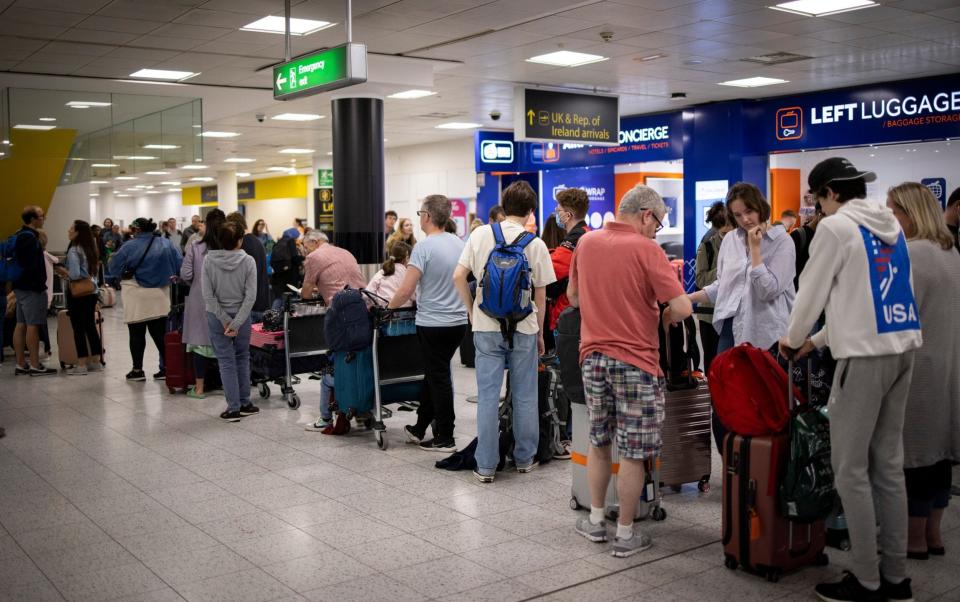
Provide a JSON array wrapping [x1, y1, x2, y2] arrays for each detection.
[[302, 243, 365, 305], [366, 263, 415, 307], [570, 221, 684, 376]]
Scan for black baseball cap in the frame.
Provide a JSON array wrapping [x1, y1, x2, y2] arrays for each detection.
[[808, 157, 876, 194]]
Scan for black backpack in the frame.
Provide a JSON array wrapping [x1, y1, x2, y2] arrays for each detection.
[[270, 236, 298, 274], [780, 406, 837, 523], [324, 287, 374, 352]]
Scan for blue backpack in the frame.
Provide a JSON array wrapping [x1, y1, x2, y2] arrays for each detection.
[[0, 230, 33, 284], [478, 222, 536, 348], [324, 287, 374, 352]]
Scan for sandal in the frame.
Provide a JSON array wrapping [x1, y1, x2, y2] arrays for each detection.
[[186, 386, 206, 400]]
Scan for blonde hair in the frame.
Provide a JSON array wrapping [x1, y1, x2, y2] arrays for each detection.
[[387, 218, 416, 249], [888, 182, 955, 251]]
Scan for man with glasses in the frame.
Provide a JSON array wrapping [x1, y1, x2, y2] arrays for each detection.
[[11, 206, 57, 376], [567, 185, 691, 557]]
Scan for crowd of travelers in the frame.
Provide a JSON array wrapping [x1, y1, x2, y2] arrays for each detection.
[[2, 156, 958, 602]]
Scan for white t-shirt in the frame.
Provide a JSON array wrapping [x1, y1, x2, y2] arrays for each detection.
[[458, 219, 556, 335]]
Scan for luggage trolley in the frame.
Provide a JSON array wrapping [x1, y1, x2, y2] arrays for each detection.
[[252, 294, 328, 409], [368, 307, 425, 450]]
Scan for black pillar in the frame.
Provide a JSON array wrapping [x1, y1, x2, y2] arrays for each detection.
[[331, 97, 384, 264]]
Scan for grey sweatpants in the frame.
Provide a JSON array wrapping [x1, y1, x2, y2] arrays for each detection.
[[829, 352, 915, 588]]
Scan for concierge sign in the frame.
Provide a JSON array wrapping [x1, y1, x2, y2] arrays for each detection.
[[763, 75, 960, 151], [515, 88, 620, 146]]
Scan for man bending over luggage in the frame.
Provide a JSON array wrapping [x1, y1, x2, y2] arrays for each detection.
[[568, 185, 691, 557], [780, 158, 921, 602]]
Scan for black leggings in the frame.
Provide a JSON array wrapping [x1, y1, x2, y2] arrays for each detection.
[[66, 294, 101, 359], [193, 353, 209, 379], [128, 317, 165, 370]]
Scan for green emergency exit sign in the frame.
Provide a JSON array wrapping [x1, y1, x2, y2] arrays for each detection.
[[273, 43, 368, 101]]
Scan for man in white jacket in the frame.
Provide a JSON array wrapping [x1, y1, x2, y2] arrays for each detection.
[[780, 158, 922, 602]]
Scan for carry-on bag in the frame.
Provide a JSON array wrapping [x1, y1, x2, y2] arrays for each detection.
[[721, 361, 828, 583], [165, 283, 195, 393], [57, 308, 105, 369]]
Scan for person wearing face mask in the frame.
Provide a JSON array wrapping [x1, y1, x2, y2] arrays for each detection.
[[546, 188, 591, 335], [687, 182, 796, 452]]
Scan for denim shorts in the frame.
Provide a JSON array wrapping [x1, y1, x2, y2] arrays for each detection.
[[582, 352, 665, 460], [14, 289, 47, 326]]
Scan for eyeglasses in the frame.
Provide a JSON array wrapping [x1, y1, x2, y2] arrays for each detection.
[[416, 210, 428, 217], [648, 209, 663, 232]]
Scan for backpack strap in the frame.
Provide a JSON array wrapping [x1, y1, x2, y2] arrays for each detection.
[[511, 230, 535, 249], [492, 222, 506, 246]]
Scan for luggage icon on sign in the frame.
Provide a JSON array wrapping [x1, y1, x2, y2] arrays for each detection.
[[776, 107, 803, 141]]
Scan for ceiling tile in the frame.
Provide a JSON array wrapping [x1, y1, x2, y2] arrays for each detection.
[[0, 21, 68, 37], [42, 40, 116, 56], [74, 15, 166, 34], [97, 0, 199, 22], [172, 8, 255, 28], [129, 34, 208, 51], [103, 46, 181, 62], [825, 6, 916, 24], [710, 29, 792, 45], [57, 27, 139, 44], [870, 13, 954, 33], [3, 6, 89, 26], [149, 22, 233, 40], [661, 20, 746, 39], [511, 15, 585, 36], [11, 0, 111, 13], [194, 0, 309, 16]]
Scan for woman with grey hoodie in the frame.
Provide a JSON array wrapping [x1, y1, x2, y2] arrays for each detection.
[[202, 222, 259, 422]]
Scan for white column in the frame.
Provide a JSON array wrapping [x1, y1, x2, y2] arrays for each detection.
[[308, 156, 333, 228], [98, 187, 116, 225], [217, 170, 238, 214]]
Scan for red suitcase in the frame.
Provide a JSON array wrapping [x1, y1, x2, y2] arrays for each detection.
[[164, 330, 195, 394], [721, 360, 828, 582]]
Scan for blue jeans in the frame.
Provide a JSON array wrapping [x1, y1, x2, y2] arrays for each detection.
[[207, 312, 252, 413], [318, 373, 334, 420], [474, 331, 539, 474]]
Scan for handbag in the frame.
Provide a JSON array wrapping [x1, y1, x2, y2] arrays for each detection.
[[68, 278, 96, 298], [121, 235, 156, 280]]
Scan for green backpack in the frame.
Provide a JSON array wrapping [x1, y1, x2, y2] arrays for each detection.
[[780, 406, 837, 523]]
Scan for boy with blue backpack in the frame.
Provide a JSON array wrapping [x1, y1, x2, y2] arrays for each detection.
[[454, 181, 556, 482]]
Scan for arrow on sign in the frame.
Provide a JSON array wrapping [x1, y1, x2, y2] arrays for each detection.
[[527, 109, 535, 126], [276, 72, 287, 91]]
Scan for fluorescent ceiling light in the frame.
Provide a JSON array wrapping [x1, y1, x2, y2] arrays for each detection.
[[240, 15, 334, 36], [435, 122, 482, 130], [115, 176, 137, 180], [388, 89, 437, 99], [719, 77, 789, 87], [145, 171, 169, 175], [129, 68, 199, 81], [268, 166, 295, 172], [200, 131, 241, 138], [115, 194, 130, 197], [113, 155, 156, 160], [66, 101, 111, 108], [169, 188, 182, 191], [13, 124, 55, 131], [182, 164, 208, 169], [271, 113, 323, 122], [91, 164, 117, 168], [161, 181, 181, 186], [224, 157, 255, 163], [770, 0, 876, 17], [89, 194, 98, 198], [236, 172, 251, 177], [526, 50, 608, 67], [89, 180, 108, 184], [146, 190, 161, 194], [279, 148, 314, 154], [143, 144, 180, 150], [38, 117, 56, 122], [190, 177, 214, 182], [325, 152, 333, 156]]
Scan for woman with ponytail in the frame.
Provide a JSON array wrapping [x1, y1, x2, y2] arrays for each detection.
[[367, 241, 415, 307]]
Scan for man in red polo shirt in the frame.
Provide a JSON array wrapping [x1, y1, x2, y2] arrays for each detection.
[[568, 184, 692, 557]]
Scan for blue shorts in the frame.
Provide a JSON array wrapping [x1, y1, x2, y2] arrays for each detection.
[[14, 289, 47, 326]]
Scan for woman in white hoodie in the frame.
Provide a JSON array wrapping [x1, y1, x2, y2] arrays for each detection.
[[780, 158, 922, 602], [886, 181, 960, 561]]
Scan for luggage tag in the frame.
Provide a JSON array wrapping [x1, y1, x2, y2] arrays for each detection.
[[749, 508, 761, 540], [642, 460, 656, 501]]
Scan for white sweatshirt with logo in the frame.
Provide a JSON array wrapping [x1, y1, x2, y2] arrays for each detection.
[[785, 198, 922, 359]]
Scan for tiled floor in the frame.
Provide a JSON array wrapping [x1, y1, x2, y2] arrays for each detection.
[[1, 309, 959, 601]]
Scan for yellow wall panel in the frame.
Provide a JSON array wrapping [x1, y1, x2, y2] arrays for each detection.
[[0, 129, 76, 237]]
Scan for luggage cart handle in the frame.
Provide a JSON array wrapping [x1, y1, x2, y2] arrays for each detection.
[[786, 358, 814, 411]]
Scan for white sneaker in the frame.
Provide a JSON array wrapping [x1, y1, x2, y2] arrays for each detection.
[[66, 366, 88, 376]]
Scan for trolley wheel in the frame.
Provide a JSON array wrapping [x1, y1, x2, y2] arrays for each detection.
[[288, 393, 300, 409], [815, 553, 830, 567], [724, 555, 738, 570], [652, 506, 667, 521], [258, 383, 270, 399], [375, 430, 388, 450], [698, 477, 711, 493], [362, 416, 374, 430], [570, 497, 580, 511], [840, 539, 851, 551], [168, 387, 175, 394], [766, 570, 781, 583]]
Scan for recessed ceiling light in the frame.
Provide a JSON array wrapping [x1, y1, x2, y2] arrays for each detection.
[[770, 0, 876, 17], [169, 188, 182, 192], [325, 152, 333, 156], [115, 176, 138, 180], [435, 122, 482, 130], [279, 148, 314, 154], [271, 113, 323, 121], [224, 157, 255, 163], [130, 68, 199, 81], [526, 50, 608, 67], [388, 90, 437, 99], [113, 155, 156, 160], [146, 190, 162, 194], [89, 194, 98, 198], [240, 15, 335, 36], [145, 171, 169, 175], [200, 131, 241, 138], [718, 77, 789, 87], [89, 180, 108, 184], [268, 166, 296, 172], [143, 144, 180, 150], [161, 181, 181, 186], [236, 172, 251, 177], [91, 164, 117, 168], [190, 177, 215, 182], [13, 124, 56, 131], [182, 164, 208, 170], [38, 117, 57, 122], [115, 193, 130, 197], [66, 101, 111, 108]]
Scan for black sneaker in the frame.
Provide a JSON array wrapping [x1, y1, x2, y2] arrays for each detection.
[[29, 366, 58, 377], [14, 365, 30, 376], [126, 369, 146, 381], [881, 576, 914, 602], [153, 369, 166, 381], [239, 404, 260, 416], [815, 571, 883, 602], [220, 410, 242, 422], [404, 425, 423, 445], [419, 438, 455, 453]]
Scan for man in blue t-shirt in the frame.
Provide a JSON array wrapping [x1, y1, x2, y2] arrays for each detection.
[[389, 195, 468, 452], [12, 206, 57, 376]]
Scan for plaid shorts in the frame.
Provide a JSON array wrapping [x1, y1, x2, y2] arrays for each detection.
[[582, 352, 665, 460]]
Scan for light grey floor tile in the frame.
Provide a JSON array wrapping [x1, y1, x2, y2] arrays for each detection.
[[48, 561, 169, 602], [33, 540, 140, 579], [434, 489, 531, 518], [164, 494, 260, 525], [71, 490, 168, 523], [369, 501, 470, 532], [115, 524, 222, 562], [261, 549, 375, 592], [479, 504, 573, 537], [227, 529, 330, 565], [299, 515, 405, 549], [341, 533, 449, 572], [110, 587, 187, 601], [124, 468, 207, 493], [622, 553, 714, 587], [94, 506, 192, 539], [441, 578, 542, 602], [238, 484, 326, 511], [12, 518, 112, 556], [177, 568, 298, 602], [514, 557, 612, 593], [537, 573, 644, 602], [197, 510, 297, 544], [0, 501, 88, 535], [0, 577, 67, 601], [301, 573, 426, 602], [267, 498, 357, 529], [413, 518, 519, 554], [461, 538, 577, 578], [0, 555, 54, 590], [385, 555, 505, 598], [140, 545, 255, 588]]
